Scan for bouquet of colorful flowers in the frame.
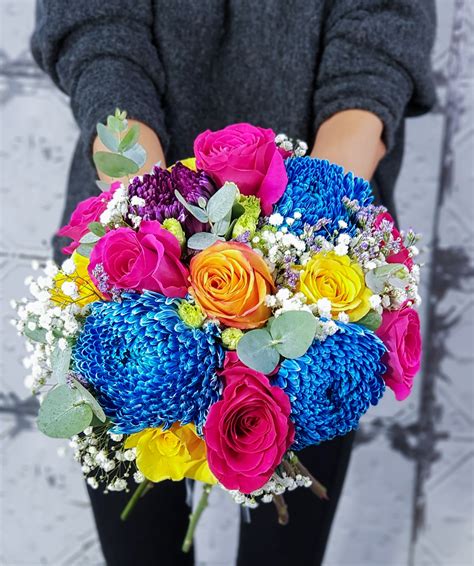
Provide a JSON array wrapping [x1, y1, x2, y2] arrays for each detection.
[[13, 111, 423, 550]]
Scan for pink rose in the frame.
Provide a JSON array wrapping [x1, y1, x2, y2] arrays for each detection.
[[194, 123, 287, 215], [374, 212, 414, 269], [376, 307, 422, 400], [204, 352, 294, 494], [88, 221, 189, 298], [57, 182, 121, 255]]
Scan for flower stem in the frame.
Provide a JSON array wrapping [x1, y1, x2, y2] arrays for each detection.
[[120, 479, 151, 521], [292, 455, 329, 500], [182, 484, 213, 553], [273, 494, 289, 525]]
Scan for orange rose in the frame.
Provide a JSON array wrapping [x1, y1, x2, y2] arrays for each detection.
[[189, 242, 275, 329]]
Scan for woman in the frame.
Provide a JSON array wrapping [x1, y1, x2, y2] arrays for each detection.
[[31, 1, 436, 565]]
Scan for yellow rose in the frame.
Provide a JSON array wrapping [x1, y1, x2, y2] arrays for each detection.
[[51, 252, 103, 308], [124, 423, 217, 484], [298, 252, 371, 322]]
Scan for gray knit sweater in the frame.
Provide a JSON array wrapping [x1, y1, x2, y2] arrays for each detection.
[[31, 0, 436, 259]]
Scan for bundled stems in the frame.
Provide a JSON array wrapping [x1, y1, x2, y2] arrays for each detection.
[[273, 494, 289, 525], [291, 455, 329, 500], [120, 479, 152, 521], [182, 484, 213, 553]]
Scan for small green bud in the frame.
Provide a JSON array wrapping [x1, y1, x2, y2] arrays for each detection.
[[221, 327, 244, 350], [163, 218, 186, 247], [178, 301, 206, 328]]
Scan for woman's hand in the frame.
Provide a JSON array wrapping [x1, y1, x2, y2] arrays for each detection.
[[311, 109, 386, 180], [93, 119, 166, 184]]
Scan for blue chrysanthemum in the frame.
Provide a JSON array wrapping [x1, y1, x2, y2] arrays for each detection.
[[274, 322, 386, 449], [275, 157, 373, 234], [72, 291, 225, 433]]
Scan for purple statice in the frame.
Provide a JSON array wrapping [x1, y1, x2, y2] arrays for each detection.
[[127, 163, 216, 235]]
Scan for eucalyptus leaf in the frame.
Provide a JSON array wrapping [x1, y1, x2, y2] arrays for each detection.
[[270, 311, 318, 359], [187, 232, 221, 250], [207, 182, 238, 223], [93, 152, 139, 178], [174, 190, 209, 223], [213, 209, 232, 237], [24, 325, 47, 344], [123, 144, 147, 168], [118, 124, 140, 153], [37, 384, 93, 439], [95, 180, 111, 192], [88, 222, 106, 237], [71, 378, 106, 423], [107, 115, 127, 133], [198, 196, 207, 209], [236, 329, 280, 374], [123, 144, 146, 168], [79, 231, 100, 244], [51, 344, 72, 385], [76, 243, 94, 258], [357, 310, 383, 332], [365, 263, 406, 294], [97, 123, 119, 152]]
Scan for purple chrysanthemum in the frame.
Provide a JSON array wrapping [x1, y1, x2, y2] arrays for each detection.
[[128, 163, 216, 235]]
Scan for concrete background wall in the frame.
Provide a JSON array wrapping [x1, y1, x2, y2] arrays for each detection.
[[1, 1, 473, 564]]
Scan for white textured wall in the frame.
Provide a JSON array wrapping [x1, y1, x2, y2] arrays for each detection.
[[1, 1, 473, 565]]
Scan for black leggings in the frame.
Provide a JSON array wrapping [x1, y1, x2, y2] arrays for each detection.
[[87, 431, 354, 566]]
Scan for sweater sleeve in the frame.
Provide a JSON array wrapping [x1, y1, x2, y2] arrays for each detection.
[[31, 0, 169, 153], [314, 0, 436, 152]]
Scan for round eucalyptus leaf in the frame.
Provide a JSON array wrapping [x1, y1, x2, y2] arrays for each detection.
[[236, 329, 280, 374], [37, 384, 93, 439], [270, 311, 318, 359], [93, 152, 139, 178], [187, 232, 220, 250], [118, 124, 140, 153], [71, 378, 106, 423], [207, 182, 238, 223], [97, 123, 119, 152]]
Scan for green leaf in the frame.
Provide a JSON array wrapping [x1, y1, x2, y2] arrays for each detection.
[[79, 231, 100, 244], [93, 152, 139, 178], [213, 209, 232, 237], [24, 325, 47, 344], [187, 232, 221, 250], [37, 385, 93, 438], [107, 115, 127, 133], [123, 144, 147, 168], [95, 180, 111, 192], [76, 243, 94, 258], [207, 182, 238, 223], [357, 310, 383, 332], [88, 222, 106, 237], [236, 329, 280, 374], [97, 123, 119, 152], [51, 344, 72, 385], [118, 124, 140, 153], [174, 190, 209, 223], [70, 378, 106, 423], [270, 311, 317, 359], [365, 263, 407, 294], [231, 202, 246, 220]]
